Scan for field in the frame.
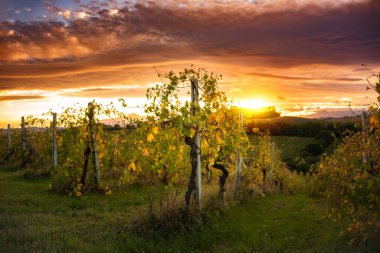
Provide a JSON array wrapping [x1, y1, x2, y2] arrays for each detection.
[[249, 116, 361, 125], [0, 167, 368, 253], [248, 135, 315, 162]]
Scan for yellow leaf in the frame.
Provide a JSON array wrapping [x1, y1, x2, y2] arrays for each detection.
[[369, 116, 378, 125], [209, 157, 215, 166], [147, 133, 154, 142], [152, 126, 159, 135], [216, 135, 223, 145], [143, 148, 149, 156], [129, 162, 137, 171], [215, 113, 222, 123]]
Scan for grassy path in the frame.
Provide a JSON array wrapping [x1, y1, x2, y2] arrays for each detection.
[[0, 169, 359, 253]]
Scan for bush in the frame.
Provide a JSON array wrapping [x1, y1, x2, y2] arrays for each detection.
[[276, 163, 307, 194], [310, 119, 380, 245], [129, 187, 222, 238], [50, 164, 83, 196], [314, 130, 335, 148]]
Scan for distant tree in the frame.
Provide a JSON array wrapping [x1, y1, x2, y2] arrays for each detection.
[[245, 106, 281, 119], [314, 130, 334, 148], [302, 143, 323, 156]]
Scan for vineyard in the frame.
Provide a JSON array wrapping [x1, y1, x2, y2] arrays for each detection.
[[0, 68, 379, 252]]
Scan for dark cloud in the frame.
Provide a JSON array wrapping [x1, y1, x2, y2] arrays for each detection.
[[281, 107, 305, 112], [80, 87, 113, 92], [0, 85, 13, 90], [248, 72, 363, 82], [0, 0, 378, 104], [0, 95, 45, 101], [299, 82, 366, 92], [0, 65, 161, 90], [306, 107, 363, 118], [0, 0, 379, 68], [62, 86, 148, 98]]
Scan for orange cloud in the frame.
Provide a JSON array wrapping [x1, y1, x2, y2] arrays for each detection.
[[0, 95, 45, 101], [0, 0, 379, 125]]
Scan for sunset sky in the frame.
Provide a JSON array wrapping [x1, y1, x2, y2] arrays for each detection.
[[0, 0, 379, 127]]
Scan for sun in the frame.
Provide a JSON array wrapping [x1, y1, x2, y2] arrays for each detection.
[[236, 98, 272, 110]]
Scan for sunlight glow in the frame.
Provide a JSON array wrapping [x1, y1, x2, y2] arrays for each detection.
[[236, 98, 272, 110]]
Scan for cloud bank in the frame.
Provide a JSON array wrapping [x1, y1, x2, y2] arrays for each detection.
[[0, 0, 378, 123]]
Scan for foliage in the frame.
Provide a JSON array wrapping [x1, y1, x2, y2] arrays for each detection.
[[0, 67, 253, 201], [0, 128, 22, 166], [310, 72, 380, 245], [314, 130, 335, 148], [142, 67, 250, 204], [302, 143, 323, 156], [246, 119, 359, 137], [310, 126, 380, 244], [24, 102, 127, 195], [130, 187, 214, 238], [242, 129, 305, 196]]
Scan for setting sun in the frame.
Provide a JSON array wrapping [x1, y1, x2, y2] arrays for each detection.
[[236, 98, 272, 110]]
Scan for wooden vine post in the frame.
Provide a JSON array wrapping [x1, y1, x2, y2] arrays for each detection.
[[7, 124, 11, 153], [362, 111, 368, 164], [333, 148, 337, 167], [1, 123, 15, 164], [51, 113, 58, 170], [191, 78, 202, 210], [234, 113, 243, 193], [80, 102, 101, 190], [269, 142, 275, 186], [21, 116, 26, 169], [88, 102, 101, 190]]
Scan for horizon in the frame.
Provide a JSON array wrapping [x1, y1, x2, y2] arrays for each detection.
[[1, 0, 379, 127], [0, 109, 365, 130]]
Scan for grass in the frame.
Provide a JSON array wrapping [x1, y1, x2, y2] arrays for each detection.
[[0, 167, 372, 253]]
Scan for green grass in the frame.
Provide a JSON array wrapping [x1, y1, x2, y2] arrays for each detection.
[[0, 167, 370, 253]]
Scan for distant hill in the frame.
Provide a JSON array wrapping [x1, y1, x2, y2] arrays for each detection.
[[245, 115, 361, 137], [318, 115, 362, 124], [248, 115, 361, 126], [100, 113, 145, 126]]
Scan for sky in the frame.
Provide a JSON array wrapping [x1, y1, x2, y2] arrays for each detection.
[[0, 0, 379, 127]]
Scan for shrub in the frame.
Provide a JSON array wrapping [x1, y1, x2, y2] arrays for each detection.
[[310, 117, 380, 245]]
